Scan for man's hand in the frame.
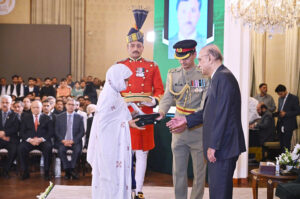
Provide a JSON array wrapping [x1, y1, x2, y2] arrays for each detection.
[[156, 111, 165, 121], [207, 148, 216, 163], [129, 119, 146, 130], [29, 138, 39, 146], [166, 116, 187, 134], [279, 111, 286, 118], [0, 131, 5, 138], [2, 136, 10, 142], [62, 140, 73, 147]]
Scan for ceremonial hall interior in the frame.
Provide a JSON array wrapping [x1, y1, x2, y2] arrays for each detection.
[[0, 0, 300, 199]]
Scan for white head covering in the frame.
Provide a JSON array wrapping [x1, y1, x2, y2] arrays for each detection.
[[87, 64, 133, 199]]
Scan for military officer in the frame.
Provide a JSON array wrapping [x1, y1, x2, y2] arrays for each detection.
[[157, 40, 208, 199], [117, 9, 164, 199]]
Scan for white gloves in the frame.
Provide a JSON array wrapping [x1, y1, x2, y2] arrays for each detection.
[[141, 96, 157, 107]]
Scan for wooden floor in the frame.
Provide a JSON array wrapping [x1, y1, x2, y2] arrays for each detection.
[[0, 165, 262, 199]]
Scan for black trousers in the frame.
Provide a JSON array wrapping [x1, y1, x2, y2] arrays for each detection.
[[207, 156, 238, 199], [0, 139, 18, 172], [18, 141, 52, 172], [280, 130, 293, 153], [58, 143, 82, 170]]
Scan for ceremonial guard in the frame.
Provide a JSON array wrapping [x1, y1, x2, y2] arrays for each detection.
[[117, 9, 164, 199], [158, 40, 208, 199]]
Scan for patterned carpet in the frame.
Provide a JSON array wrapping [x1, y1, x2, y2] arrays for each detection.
[[47, 185, 279, 199]]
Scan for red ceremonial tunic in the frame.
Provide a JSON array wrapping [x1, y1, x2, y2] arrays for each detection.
[[118, 57, 164, 151]]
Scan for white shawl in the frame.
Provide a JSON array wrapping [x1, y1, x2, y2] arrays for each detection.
[[87, 64, 132, 199]]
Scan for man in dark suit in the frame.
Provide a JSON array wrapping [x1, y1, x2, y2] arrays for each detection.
[[55, 98, 84, 179], [39, 77, 56, 98], [166, 44, 246, 199], [18, 100, 53, 180], [275, 84, 300, 152], [250, 103, 275, 145], [24, 77, 40, 97], [0, 95, 20, 178]]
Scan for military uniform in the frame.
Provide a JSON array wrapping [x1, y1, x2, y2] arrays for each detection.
[[122, 8, 165, 199], [159, 40, 208, 199], [119, 57, 164, 151]]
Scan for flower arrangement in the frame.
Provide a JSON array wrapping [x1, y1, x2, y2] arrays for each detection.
[[276, 144, 300, 168], [36, 181, 54, 199]]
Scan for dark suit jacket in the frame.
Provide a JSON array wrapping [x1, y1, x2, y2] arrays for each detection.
[[19, 113, 53, 142], [186, 65, 246, 160], [24, 85, 40, 97], [39, 86, 56, 98], [9, 84, 24, 97], [256, 110, 275, 145], [276, 93, 300, 132], [55, 112, 84, 145], [0, 110, 20, 143], [84, 116, 94, 149]]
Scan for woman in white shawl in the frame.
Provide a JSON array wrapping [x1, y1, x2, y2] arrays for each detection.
[[87, 64, 144, 199]]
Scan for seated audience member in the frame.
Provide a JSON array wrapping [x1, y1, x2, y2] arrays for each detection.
[[42, 100, 52, 118], [80, 80, 86, 90], [18, 100, 53, 180], [71, 81, 84, 98], [84, 96, 92, 107], [47, 96, 56, 113], [86, 104, 97, 118], [41, 95, 48, 102], [24, 77, 39, 97], [66, 74, 75, 88], [7, 75, 25, 99], [0, 77, 8, 96], [51, 77, 59, 88], [77, 96, 86, 111], [93, 77, 101, 89], [40, 77, 56, 98], [55, 98, 84, 179], [26, 92, 35, 101], [57, 78, 71, 98], [22, 97, 32, 114], [11, 95, 17, 102], [13, 101, 24, 121], [250, 103, 275, 145], [84, 104, 97, 149], [0, 95, 20, 178], [254, 83, 276, 112], [75, 100, 87, 131], [36, 77, 43, 89], [83, 82, 97, 104], [34, 96, 41, 101], [249, 97, 261, 124], [53, 100, 65, 115]]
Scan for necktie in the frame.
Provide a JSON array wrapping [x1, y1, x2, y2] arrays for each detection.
[[2, 112, 7, 127], [65, 115, 73, 140], [34, 115, 39, 131]]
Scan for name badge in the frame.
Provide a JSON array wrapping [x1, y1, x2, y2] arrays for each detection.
[[136, 67, 145, 77]]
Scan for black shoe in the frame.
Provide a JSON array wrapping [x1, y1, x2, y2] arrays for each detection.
[[70, 170, 79, 180], [21, 172, 30, 180], [64, 170, 71, 180], [135, 192, 145, 199]]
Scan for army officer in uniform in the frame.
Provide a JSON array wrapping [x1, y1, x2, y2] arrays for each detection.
[[157, 40, 208, 199]]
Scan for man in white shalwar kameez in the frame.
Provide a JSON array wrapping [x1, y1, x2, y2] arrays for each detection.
[[87, 64, 144, 199]]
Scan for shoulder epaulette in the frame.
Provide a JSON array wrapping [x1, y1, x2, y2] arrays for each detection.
[[168, 66, 182, 73], [115, 58, 129, 64]]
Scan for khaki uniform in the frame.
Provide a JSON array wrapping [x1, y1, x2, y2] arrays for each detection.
[[159, 66, 209, 199]]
